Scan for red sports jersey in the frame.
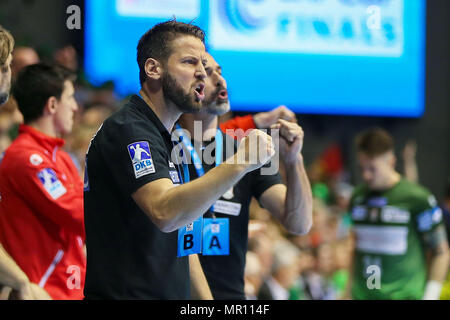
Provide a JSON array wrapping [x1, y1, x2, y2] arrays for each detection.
[[0, 125, 86, 300]]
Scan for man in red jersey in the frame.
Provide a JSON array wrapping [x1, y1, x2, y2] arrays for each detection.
[[0, 63, 85, 300]]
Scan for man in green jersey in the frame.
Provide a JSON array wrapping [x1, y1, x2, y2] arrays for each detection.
[[348, 128, 449, 300]]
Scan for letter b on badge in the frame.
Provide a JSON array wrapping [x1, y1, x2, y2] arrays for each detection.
[[177, 217, 202, 257], [184, 234, 194, 250]]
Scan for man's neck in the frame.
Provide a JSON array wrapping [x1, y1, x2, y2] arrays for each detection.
[[375, 171, 402, 191], [178, 112, 219, 142], [28, 119, 59, 139], [387, 171, 402, 188], [140, 88, 181, 133]]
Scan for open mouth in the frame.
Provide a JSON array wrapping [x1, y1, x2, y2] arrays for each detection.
[[217, 89, 228, 101], [194, 83, 205, 101]]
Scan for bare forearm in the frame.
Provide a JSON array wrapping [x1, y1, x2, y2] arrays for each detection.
[[428, 251, 450, 283], [424, 227, 450, 282], [158, 162, 248, 232], [283, 154, 313, 235], [0, 245, 29, 291], [423, 250, 449, 299], [189, 254, 213, 300]]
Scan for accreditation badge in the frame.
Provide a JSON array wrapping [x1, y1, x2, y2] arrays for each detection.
[[177, 216, 203, 257], [212, 200, 242, 216], [202, 218, 230, 256]]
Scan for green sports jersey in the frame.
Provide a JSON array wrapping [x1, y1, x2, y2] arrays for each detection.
[[349, 178, 444, 300]]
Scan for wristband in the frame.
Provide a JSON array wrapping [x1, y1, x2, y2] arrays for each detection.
[[423, 280, 443, 300]]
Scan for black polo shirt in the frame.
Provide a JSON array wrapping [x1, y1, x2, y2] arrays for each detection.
[[83, 95, 189, 300], [186, 131, 282, 300]]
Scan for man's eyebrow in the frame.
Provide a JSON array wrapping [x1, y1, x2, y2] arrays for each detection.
[[181, 55, 199, 60]]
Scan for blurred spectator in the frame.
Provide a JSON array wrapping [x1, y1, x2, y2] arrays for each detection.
[[248, 220, 267, 239], [10, 46, 40, 80], [334, 182, 354, 212], [307, 198, 334, 248], [308, 143, 345, 204], [244, 251, 263, 300], [53, 45, 77, 72], [248, 233, 275, 281], [65, 103, 114, 176], [332, 239, 353, 299], [303, 243, 338, 300], [257, 240, 301, 300]]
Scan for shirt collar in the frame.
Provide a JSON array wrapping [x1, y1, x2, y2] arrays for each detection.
[[19, 124, 65, 153], [130, 95, 172, 140]]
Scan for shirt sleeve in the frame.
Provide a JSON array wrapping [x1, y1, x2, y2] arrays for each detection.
[[94, 119, 173, 196], [10, 152, 85, 238], [415, 193, 444, 234], [249, 162, 283, 200], [220, 115, 256, 140]]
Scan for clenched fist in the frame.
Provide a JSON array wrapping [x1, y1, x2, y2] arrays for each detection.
[[231, 129, 275, 172], [271, 119, 304, 164]]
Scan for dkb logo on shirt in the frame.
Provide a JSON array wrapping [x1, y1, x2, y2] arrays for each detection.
[[128, 141, 155, 178], [37, 168, 67, 199]]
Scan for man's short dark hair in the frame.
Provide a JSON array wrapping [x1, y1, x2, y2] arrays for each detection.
[[137, 20, 205, 85], [13, 63, 76, 124], [355, 127, 394, 157]]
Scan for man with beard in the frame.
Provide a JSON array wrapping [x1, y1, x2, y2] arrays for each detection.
[[83, 21, 275, 300], [0, 26, 51, 300], [0, 27, 13, 106], [177, 53, 313, 299]]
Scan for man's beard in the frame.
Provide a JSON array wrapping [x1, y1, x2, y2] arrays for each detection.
[[204, 99, 230, 116], [203, 85, 230, 116], [162, 71, 202, 113]]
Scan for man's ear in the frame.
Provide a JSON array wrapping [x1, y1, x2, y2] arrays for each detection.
[[44, 96, 58, 116], [144, 58, 163, 81]]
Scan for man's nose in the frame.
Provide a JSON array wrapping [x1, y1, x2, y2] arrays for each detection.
[[196, 64, 207, 80], [217, 74, 227, 88]]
